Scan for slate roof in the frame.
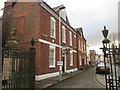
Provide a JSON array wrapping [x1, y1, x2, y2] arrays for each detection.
[[52, 5, 65, 11]]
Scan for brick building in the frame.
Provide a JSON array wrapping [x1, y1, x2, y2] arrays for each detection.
[[2, 1, 87, 80], [76, 28, 87, 69], [90, 50, 96, 65]]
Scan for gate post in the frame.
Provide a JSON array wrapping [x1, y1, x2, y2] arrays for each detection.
[[29, 38, 36, 89], [2, 28, 21, 89]]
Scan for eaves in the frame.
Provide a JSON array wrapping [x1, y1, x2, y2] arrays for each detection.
[[39, 2, 76, 34]]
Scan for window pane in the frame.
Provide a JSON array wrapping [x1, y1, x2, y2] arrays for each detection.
[[70, 51, 73, 66], [50, 19, 55, 38], [49, 49, 54, 66], [62, 27, 66, 42], [69, 32, 72, 45]]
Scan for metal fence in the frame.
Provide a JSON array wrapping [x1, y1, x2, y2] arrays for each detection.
[[2, 28, 36, 89], [2, 47, 35, 89]]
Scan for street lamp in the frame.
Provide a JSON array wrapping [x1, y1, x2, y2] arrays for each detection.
[[102, 26, 109, 39], [102, 26, 110, 89], [101, 26, 120, 90]]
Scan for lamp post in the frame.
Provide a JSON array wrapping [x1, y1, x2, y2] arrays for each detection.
[[58, 5, 65, 81], [102, 26, 110, 89], [101, 26, 120, 90]]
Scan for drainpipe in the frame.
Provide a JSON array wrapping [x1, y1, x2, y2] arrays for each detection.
[[76, 31, 79, 70], [58, 6, 65, 81]]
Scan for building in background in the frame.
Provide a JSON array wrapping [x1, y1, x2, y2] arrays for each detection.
[[76, 28, 87, 69], [86, 45, 90, 65], [90, 50, 96, 65], [95, 54, 101, 63], [2, 1, 87, 80]]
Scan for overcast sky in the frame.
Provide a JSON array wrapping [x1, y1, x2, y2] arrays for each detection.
[[0, 0, 119, 54]]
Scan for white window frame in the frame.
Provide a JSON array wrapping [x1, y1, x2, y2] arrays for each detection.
[[62, 26, 66, 43], [69, 31, 72, 46], [49, 45, 56, 68], [74, 35, 76, 48], [50, 17, 56, 39], [70, 50, 73, 66], [80, 55, 82, 65]]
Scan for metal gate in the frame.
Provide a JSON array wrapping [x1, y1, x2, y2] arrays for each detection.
[[2, 28, 36, 89], [101, 26, 120, 90]]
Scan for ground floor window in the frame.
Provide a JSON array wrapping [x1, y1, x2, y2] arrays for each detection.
[[80, 55, 82, 65], [49, 46, 55, 68], [70, 50, 73, 66]]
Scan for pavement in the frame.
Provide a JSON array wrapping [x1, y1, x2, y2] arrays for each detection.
[[35, 66, 94, 89]]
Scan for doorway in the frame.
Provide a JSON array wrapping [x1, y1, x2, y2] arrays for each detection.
[[82, 59, 84, 68], [62, 53, 66, 73]]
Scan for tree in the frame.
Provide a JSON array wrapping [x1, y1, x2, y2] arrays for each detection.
[[108, 32, 118, 46]]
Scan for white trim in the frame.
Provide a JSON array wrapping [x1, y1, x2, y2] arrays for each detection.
[[80, 55, 82, 65], [39, 38, 62, 48], [64, 53, 67, 72], [74, 35, 76, 48], [39, 39, 76, 53], [66, 68, 78, 73], [72, 50, 77, 53], [50, 17, 56, 22], [70, 50, 73, 66], [35, 72, 59, 81], [74, 35, 76, 38], [69, 31, 72, 46]]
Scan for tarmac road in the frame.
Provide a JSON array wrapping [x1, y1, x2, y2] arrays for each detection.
[[48, 66, 105, 88]]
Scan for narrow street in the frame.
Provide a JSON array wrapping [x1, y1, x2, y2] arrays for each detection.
[[48, 67, 105, 88]]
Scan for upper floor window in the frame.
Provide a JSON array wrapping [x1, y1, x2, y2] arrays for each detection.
[[79, 40, 81, 50], [74, 35, 76, 48], [62, 26, 66, 43], [49, 46, 56, 68], [69, 31, 72, 46], [81, 42, 83, 52], [50, 17, 56, 39]]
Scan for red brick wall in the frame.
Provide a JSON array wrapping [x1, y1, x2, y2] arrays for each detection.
[[3, 2, 87, 76], [3, 2, 40, 42], [3, 2, 41, 74], [38, 5, 78, 74], [77, 32, 87, 69]]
